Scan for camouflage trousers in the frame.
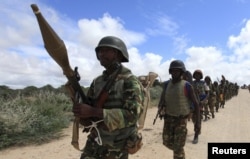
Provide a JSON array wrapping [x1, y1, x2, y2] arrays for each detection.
[[208, 96, 216, 113], [192, 105, 202, 134], [162, 115, 188, 159], [204, 96, 216, 115], [80, 137, 128, 159], [215, 97, 220, 112], [219, 93, 225, 106]]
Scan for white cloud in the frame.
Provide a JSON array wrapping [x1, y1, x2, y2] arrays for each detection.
[[1, 0, 250, 89], [185, 34, 250, 85], [228, 20, 250, 61], [146, 14, 179, 37], [77, 13, 146, 48]]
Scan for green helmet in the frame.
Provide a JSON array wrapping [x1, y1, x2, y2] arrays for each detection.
[[169, 60, 186, 73], [204, 76, 211, 82], [193, 69, 203, 79], [95, 36, 129, 62]]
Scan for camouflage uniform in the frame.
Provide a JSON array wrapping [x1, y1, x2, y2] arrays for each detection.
[[163, 114, 188, 159], [158, 60, 201, 159], [80, 65, 144, 159], [218, 80, 226, 108], [213, 81, 220, 112], [161, 79, 192, 159], [205, 76, 216, 119], [192, 80, 209, 121]]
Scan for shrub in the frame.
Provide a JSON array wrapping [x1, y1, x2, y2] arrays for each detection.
[[0, 91, 71, 149], [149, 85, 163, 107]]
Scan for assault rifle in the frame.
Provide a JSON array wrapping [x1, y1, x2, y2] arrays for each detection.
[[153, 102, 163, 125], [153, 110, 160, 125], [153, 81, 168, 125], [31, 4, 89, 150]]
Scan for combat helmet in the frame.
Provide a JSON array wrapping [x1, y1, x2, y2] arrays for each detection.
[[193, 69, 203, 79], [169, 60, 186, 73], [213, 81, 218, 87], [204, 76, 211, 82], [95, 36, 129, 62], [184, 70, 193, 83]]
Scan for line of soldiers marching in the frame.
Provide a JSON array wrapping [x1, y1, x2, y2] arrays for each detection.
[[185, 70, 240, 122]]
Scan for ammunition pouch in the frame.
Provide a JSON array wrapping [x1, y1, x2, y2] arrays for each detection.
[[125, 132, 143, 154]]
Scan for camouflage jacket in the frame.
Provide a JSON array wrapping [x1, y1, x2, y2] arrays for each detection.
[[192, 80, 209, 101], [87, 64, 144, 132]]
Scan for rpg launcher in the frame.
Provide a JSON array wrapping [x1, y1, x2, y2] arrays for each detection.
[[31, 4, 89, 150]]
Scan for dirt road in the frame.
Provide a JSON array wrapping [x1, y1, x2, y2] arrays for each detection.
[[1, 89, 249, 159]]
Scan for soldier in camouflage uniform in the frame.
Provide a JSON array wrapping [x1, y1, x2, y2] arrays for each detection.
[[213, 81, 220, 112], [183, 70, 194, 121], [192, 70, 209, 142], [204, 76, 216, 119], [158, 60, 201, 159], [73, 36, 144, 159], [218, 80, 226, 108]]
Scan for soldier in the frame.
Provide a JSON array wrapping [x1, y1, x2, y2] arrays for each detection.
[[204, 76, 216, 119], [183, 70, 194, 121], [158, 60, 200, 159], [192, 70, 209, 142], [72, 36, 144, 159], [219, 79, 226, 108], [213, 81, 220, 112]]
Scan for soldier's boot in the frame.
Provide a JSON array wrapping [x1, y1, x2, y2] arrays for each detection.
[[192, 135, 199, 144], [203, 115, 208, 121], [212, 113, 215, 118]]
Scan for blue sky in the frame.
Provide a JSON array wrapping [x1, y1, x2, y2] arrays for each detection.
[[1, 0, 250, 88]]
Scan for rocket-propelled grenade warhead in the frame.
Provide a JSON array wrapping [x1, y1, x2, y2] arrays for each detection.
[[31, 4, 74, 77]]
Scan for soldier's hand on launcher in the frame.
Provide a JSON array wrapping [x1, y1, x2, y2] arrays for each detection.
[[72, 103, 94, 118]]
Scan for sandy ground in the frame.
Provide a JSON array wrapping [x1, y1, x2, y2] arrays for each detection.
[[1, 89, 249, 159]]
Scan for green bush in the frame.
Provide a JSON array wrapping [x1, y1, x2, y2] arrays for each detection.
[[149, 85, 163, 107], [0, 84, 163, 150], [0, 91, 72, 150]]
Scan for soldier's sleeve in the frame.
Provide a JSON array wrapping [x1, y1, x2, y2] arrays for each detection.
[[103, 75, 143, 131]]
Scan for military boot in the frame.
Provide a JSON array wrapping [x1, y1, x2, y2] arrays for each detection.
[[212, 113, 215, 118], [192, 135, 199, 144], [203, 115, 208, 121]]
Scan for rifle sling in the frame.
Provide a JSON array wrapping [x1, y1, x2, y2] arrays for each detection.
[[95, 65, 122, 108]]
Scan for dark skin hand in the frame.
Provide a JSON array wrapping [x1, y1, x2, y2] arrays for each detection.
[[72, 103, 103, 118]]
